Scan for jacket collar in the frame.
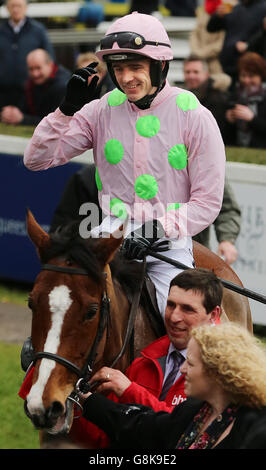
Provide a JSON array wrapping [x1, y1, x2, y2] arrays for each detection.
[[141, 335, 170, 360]]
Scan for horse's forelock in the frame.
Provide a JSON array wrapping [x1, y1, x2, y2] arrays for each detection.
[[40, 223, 147, 292], [40, 224, 104, 286]]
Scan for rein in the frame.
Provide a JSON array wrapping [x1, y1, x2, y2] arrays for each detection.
[[145, 249, 266, 305]]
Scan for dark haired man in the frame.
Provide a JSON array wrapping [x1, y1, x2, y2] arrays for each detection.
[[69, 268, 223, 447]]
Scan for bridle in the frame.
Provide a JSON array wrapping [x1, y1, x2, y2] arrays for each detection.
[[32, 263, 110, 391], [31, 259, 145, 410]]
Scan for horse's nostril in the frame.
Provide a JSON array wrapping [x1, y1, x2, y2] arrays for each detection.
[[49, 401, 65, 419]]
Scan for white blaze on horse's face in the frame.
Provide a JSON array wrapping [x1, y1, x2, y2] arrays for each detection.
[[27, 285, 72, 416]]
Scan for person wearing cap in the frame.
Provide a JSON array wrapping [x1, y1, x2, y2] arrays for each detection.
[[23, 12, 225, 319]]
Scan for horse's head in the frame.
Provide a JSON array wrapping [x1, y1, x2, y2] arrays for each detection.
[[24, 210, 125, 434]]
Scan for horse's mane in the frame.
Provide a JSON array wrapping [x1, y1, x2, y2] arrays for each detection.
[[42, 222, 145, 294], [110, 252, 145, 295]]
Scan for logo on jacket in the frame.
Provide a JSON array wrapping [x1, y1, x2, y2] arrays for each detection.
[[172, 394, 187, 406]]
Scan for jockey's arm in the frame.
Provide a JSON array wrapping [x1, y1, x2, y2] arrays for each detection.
[[23, 102, 97, 171]]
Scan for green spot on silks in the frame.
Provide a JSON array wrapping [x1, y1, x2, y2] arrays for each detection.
[[134, 174, 158, 200], [136, 115, 160, 137]]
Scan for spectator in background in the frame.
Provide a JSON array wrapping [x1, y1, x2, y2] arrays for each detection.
[[129, 0, 159, 15], [189, 3, 231, 91], [183, 55, 241, 264], [76, 52, 114, 98], [0, 0, 54, 109], [0, 49, 70, 126], [224, 52, 266, 149], [236, 16, 266, 60], [194, 178, 241, 265], [183, 55, 229, 137], [205, 0, 222, 14], [165, 0, 197, 16], [207, 0, 266, 84]]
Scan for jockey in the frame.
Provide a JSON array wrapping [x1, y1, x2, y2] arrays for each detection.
[[23, 12, 225, 318]]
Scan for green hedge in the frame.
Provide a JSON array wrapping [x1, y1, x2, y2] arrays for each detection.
[[1, 124, 266, 165], [225, 146, 266, 165], [0, 123, 35, 139]]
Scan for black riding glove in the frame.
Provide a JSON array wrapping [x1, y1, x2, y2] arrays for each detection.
[[121, 220, 165, 260], [21, 336, 35, 372], [59, 62, 99, 116], [122, 236, 152, 260]]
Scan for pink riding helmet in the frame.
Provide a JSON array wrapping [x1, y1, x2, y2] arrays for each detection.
[[96, 12, 173, 63]]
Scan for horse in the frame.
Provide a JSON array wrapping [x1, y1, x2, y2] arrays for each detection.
[[23, 209, 253, 447]]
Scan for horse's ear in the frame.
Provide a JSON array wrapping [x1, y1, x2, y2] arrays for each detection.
[[95, 223, 125, 265], [26, 209, 51, 254]]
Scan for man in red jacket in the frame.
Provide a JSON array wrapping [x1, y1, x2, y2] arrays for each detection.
[[66, 267, 223, 447], [19, 268, 222, 447]]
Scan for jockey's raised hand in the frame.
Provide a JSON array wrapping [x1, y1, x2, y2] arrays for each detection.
[[59, 62, 99, 116]]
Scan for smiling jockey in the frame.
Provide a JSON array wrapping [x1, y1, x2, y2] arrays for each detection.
[[23, 12, 225, 318]]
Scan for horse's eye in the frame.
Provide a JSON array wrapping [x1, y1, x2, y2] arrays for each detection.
[[83, 303, 98, 322], [28, 295, 34, 310]]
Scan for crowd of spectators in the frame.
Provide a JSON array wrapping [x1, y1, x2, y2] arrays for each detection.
[[1, 0, 265, 150], [187, 0, 266, 150], [0, 0, 113, 126], [0, 0, 54, 109]]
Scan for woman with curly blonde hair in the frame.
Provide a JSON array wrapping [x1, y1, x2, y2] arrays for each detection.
[[190, 323, 266, 409], [79, 323, 266, 449]]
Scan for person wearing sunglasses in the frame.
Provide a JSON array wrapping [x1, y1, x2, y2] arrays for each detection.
[[24, 12, 225, 324]]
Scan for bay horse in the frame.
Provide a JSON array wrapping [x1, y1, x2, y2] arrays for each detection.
[[24, 210, 252, 447]]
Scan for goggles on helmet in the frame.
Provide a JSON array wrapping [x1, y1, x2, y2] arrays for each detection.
[[100, 31, 171, 51]]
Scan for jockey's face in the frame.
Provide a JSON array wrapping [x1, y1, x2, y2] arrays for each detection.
[[164, 286, 220, 351], [112, 59, 157, 102]]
